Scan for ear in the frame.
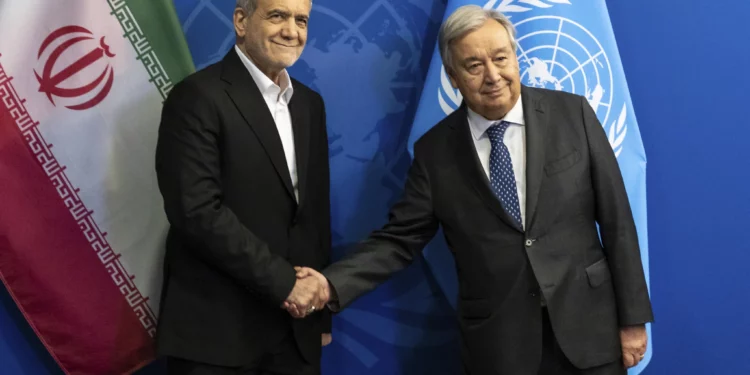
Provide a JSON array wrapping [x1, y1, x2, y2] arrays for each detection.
[[234, 7, 248, 38]]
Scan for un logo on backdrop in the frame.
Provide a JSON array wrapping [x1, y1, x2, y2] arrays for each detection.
[[438, 0, 628, 157]]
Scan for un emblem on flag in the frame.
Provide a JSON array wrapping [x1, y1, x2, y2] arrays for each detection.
[[438, 1, 629, 157]]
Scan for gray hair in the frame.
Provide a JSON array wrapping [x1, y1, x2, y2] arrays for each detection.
[[438, 5, 517, 72], [236, 0, 312, 16], [236, 0, 257, 15]]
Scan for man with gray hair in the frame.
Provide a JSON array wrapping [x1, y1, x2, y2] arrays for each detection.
[[155, 0, 332, 373], [293, 5, 653, 374]]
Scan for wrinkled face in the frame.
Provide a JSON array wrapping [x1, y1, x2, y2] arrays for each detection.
[[234, 0, 311, 79], [448, 19, 521, 120]]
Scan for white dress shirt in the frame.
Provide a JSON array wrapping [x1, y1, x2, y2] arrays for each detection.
[[467, 97, 527, 228], [235, 45, 299, 201]]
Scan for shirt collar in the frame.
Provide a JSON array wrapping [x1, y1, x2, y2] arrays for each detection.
[[235, 45, 293, 103], [467, 95, 525, 141]]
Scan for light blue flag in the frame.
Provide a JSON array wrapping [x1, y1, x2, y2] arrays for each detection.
[[409, 0, 652, 373]]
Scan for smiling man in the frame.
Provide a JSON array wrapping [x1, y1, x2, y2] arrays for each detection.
[[154, 0, 333, 374], [292, 5, 653, 375]]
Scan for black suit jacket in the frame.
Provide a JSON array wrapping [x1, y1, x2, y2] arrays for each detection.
[[323, 86, 653, 374], [154, 50, 331, 367]]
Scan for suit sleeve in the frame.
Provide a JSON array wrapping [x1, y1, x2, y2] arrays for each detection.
[[581, 96, 654, 326], [322, 140, 440, 309], [155, 80, 296, 307], [316, 94, 333, 333]]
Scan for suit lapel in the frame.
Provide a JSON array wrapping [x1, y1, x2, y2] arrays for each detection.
[[289, 89, 309, 208], [221, 51, 296, 201], [453, 105, 524, 232], [522, 86, 549, 232]]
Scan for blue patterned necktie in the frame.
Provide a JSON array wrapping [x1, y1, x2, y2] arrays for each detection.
[[486, 121, 523, 229]]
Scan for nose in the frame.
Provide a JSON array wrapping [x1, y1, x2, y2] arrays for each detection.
[[484, 63, 502, 85], [280, 18, 299, 41]]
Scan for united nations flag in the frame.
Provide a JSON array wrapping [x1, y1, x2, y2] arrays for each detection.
[[410, 1, 652, 373]]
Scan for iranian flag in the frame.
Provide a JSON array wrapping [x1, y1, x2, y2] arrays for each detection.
[[0, 1, 194, 373]]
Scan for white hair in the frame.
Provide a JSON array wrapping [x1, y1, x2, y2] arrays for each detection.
[[438, 5, 517, 72]]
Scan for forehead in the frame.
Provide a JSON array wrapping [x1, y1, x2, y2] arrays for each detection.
[[256, 0, 312, 13], [452, 20, 512, 55]]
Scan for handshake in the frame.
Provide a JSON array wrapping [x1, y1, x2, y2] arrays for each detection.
[[282, 266, 333, 318]]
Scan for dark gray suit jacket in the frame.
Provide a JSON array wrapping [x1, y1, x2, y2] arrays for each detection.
[[323, 86, 653, 374]]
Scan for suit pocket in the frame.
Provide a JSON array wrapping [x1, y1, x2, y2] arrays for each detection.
[[459, 298, 491, 320], [585, 258, 612, 288], [544, 149, 581, 176]]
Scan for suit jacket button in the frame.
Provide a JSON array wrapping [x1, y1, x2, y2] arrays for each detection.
[[525, 239, 534, 247]]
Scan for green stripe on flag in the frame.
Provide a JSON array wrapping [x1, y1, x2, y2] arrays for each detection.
[[109, 0, 195, 98]]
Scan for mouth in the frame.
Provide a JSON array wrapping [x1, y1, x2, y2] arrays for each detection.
[[483, 87, 507, 97], [272, 41, 298, 48]]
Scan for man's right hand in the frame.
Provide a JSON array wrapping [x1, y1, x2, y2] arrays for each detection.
[[282, 267, 330, 318]]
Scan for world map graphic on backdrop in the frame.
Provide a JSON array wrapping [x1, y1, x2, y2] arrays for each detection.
[[173, 0, 459, 373]]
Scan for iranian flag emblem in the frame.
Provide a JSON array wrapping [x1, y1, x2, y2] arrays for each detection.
[[0, 1, 194, 373]]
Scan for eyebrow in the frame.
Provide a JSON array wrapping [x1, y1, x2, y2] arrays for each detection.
[[461, 47, 512, 64], [462, 56, 482, 65], [267, 8, 289, 15], [266, 8, 308, 20]]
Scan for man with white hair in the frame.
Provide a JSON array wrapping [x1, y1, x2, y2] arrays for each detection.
[[294, 5, 653, 374], [155, 0, 332, 373]]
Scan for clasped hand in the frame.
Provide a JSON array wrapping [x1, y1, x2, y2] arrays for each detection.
[[282, 267, 330, 318]]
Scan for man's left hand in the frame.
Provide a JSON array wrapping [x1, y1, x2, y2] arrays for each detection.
[[620, 325, 648, 368]]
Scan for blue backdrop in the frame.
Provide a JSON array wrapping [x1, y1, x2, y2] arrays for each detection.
[[1, 0, 749, 374]]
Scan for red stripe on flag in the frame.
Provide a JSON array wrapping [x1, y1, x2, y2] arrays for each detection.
[[0, 60, 154, 374]]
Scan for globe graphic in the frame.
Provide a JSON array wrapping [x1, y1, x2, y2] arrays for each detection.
[[288, 4, 460, 374], [514, 15, 614, 125], [291, 1, 426, 250]]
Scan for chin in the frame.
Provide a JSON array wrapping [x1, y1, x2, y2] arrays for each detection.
[[280, 54, 301, 66], [267, 58, 294, 69], [488, 97, 510, 109], [281, 59, 299, 68]]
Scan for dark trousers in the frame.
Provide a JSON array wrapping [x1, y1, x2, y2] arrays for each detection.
[[538, 308, 626, 375], [166, 333, 319, 375]]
